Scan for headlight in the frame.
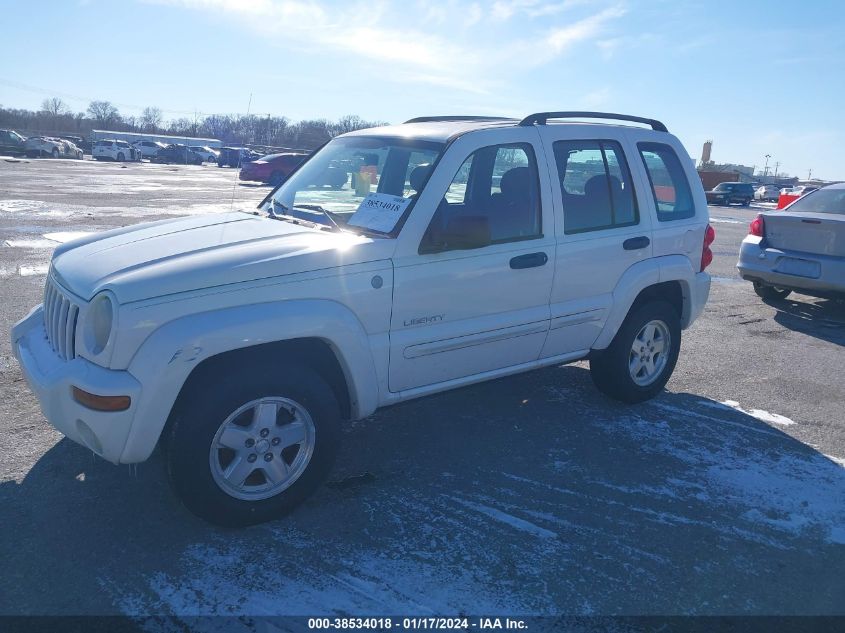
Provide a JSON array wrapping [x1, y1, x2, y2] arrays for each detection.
[[83, 292, 115, 355]]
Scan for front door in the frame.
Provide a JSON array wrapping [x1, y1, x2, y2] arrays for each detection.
[[389, 131, 556, 393]]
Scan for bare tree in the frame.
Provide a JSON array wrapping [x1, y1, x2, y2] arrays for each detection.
[[87, 100, 121, 128], [140, 106, 163, 132], [41, 97, 70, 116]]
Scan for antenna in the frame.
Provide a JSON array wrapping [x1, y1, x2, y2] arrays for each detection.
[[230, 93, 253, 211]]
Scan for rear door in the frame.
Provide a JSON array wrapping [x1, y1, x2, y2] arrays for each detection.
[[539, 130, 653, 357]]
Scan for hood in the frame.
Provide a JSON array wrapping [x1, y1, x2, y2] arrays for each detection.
[[51, 212, 394, 303]]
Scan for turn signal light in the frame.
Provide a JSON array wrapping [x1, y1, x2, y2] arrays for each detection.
[[72, 386, 131, 412], [749, 215, 765, 237]]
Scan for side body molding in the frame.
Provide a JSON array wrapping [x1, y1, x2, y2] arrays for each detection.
[[591, 255, 698, 350], [121, 299, 380, 463]]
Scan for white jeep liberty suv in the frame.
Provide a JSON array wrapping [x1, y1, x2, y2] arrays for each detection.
[[12, 112, 713, 526]]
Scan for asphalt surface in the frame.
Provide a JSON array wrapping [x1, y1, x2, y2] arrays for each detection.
[[1, 157, 844, 623]]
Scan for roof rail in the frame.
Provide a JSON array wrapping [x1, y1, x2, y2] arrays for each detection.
[[403, 115, 514, 124], [519, 111, 668, 132]]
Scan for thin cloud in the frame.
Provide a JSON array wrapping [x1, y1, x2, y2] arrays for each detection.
[[142, 0, 626, 92]]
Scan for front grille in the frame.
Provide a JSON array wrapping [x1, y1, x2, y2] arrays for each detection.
[[43, 277, 80, 361]]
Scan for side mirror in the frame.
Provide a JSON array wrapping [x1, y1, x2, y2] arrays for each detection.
[[422, 215, 491, 254]]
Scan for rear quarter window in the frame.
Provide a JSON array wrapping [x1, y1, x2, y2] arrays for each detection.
[[638, 142, 695, 221]]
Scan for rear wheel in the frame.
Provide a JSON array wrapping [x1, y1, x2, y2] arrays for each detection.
[[753, 282, 791, 301], [589, 300, 681, 403], [166, 362, 341, 526]]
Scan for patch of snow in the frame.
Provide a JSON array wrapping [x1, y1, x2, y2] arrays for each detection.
[[447, 496, 558, 539], [710, 399, 796, 426], [3, 239, 56, 248], [18, 264, 49, 276], [43, 231, 93, 243]]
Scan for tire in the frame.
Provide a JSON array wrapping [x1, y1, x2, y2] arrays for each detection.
[[753, 281, 791, 302], [51, 148, 59, 159], [742, 198, 751, 207], [269, 170, 284, 186], [117, 152, 125, 162], [589, 300, 681, 404], [166, 361, 341, 527]]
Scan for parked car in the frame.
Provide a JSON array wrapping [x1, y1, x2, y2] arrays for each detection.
[[790, 185, 818, 197], [11, 111, 713, 526], [59, 136, 88, 153], [24, 136, 83, 159], [239, 152, 308, 185], [0, 129, 27, 156], [705, 182, 754, 206], [132, 140, 168, 159], [93, 139, 138, 161], [154, 143, 204, 165], [738, 184, 845, 302], [189, 145, 220, 163], [755, 185, 780, 202], [217, 146, 261, 167]]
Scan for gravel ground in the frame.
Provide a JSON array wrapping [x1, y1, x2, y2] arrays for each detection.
[[1, 157, 843, 623]]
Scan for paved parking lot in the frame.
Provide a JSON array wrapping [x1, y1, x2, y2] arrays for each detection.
[[1, 158, 844, 621]]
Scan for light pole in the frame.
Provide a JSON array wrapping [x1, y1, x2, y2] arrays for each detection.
[[763, 154, 771, 177]]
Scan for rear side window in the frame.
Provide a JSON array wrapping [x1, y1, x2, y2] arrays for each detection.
[[553, 140, 638, 234], [787, 188, 845, 215], [638, 142, 695, 221]]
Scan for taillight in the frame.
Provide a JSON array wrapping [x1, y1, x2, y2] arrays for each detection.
[[749, 215, 765, 237], [700, 223, 715, 272]]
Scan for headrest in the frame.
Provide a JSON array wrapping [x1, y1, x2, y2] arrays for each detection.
[[409, 163, 431, 192], [500, 167, 530, 197]]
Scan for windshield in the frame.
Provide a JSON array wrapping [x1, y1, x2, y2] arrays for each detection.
[[267, 135, 443, 235], [787, 188, 845, 215]]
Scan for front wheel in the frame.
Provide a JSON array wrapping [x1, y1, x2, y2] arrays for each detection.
[[753, 282, 791, 302], [589, 301, 681, 403], [166, 362, 340, 526]]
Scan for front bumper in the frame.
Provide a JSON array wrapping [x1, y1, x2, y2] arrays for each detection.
[[11, 305, 142, 463], [737, 237, 845, 296]]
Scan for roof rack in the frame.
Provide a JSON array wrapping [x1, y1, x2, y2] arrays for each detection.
[[403, 115, 514, 124], [518, 111, 668, 132]]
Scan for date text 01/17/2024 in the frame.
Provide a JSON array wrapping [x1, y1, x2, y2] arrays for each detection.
[[307, 617, 528, 630]]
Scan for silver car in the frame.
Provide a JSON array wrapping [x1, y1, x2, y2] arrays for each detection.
[[738, 183, 845, 302]]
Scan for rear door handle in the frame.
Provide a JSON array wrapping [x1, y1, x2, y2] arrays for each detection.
[[510, 252, 548, 269], [623, 236, 650, 250]]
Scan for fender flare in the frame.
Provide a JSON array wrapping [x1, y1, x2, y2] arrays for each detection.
[[119, 299, 380, 463], [592, 255, 697, 350]]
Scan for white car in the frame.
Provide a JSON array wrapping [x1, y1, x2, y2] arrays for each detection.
[[132, 140, 168, 159], [92, 139, 137, 162], [23, 136, 83, 159], [755, 185, 780, 202], [189, 145, 219, 162], [12, 111, 712, 526]]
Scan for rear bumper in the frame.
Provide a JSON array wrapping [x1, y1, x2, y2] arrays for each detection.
[[737, 237, 845, 296], [11, 305, 142, 463]]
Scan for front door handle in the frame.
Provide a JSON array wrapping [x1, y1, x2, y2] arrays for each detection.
[[623, 236, 650, 250], [510, 252, 548, 269]]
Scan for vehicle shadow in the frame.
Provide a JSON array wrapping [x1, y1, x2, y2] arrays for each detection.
[[771, 295, 845, 346], [2, 364, 844, 619]]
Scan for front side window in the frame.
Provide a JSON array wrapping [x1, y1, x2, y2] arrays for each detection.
[[269, 136, 443, 235], [638, 142, 695, 221], [554, 140, 637, 234], [421, 142, 541, 253]]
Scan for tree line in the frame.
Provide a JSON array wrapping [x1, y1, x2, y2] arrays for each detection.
[[0, 98, 387, 149]]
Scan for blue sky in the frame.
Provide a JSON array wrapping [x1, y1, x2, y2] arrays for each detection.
[[2, 0, 844, 179]]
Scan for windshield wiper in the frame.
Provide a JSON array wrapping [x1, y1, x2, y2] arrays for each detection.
[[291, 204, 342, 233]]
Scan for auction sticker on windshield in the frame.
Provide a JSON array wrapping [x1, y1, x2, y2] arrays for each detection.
[[348, 193, 412, 233]]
